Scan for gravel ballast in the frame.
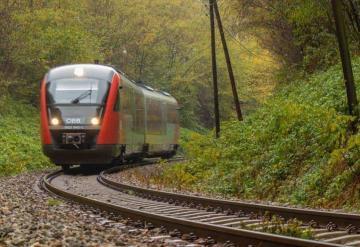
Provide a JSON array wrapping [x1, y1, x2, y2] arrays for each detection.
[[0, 172, 203, 247]]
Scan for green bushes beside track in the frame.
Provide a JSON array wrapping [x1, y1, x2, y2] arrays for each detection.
[[0, 96, 51, 175], [160, 58, 360, 209]]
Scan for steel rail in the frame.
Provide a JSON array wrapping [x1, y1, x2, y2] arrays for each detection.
[[41, 170, 344, 247], [99, 165, 360, 230]]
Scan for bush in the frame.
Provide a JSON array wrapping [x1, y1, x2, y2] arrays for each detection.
[[159, 58, 360, 209], [0, 96, 51, 175]]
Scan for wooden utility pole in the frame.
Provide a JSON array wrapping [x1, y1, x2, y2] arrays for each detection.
[[210, 0, 220, 138], [213, 1, 243, 121], [332, 0, 359, 118]]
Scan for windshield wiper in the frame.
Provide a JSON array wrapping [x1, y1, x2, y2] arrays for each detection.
[[71, 89, 92, 104]]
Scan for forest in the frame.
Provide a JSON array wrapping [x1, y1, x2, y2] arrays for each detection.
[[2, 0, 360, 209]]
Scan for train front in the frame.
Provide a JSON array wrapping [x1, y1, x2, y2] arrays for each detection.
[[40, 64, 120, 167]]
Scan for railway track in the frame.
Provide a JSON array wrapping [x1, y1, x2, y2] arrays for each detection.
[[41, 159, 360, 247]]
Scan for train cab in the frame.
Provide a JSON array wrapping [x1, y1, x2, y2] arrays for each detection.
[[40, 64, 179, 169]]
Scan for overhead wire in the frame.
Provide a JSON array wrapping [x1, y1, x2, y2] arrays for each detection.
[[199, 0, 276, 64]]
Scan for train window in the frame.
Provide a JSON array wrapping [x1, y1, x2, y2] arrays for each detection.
[[161, 103, 167, 134], [121, 88, 130, 113], [135, 109, 144, 132], [126, 89, 134, 114], [167, 106, 178, 124], [161, 91, 171, 96], [144, 85, 154, 91], [47, 78, 109, 105], [147, 100, 164, 134], [134, 92, 144, 132]]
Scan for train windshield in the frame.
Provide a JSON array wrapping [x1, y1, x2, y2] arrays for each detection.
[[47, 78, 109, 105]]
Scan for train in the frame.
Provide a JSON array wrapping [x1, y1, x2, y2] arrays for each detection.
[[40, 64, 179, 170]]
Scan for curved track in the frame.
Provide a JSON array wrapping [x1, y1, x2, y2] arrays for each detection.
[[41, 160, 360, 247]]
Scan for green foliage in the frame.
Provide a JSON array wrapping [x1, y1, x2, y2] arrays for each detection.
[[228, 0, 359, 72], [177, 101, 350, 201], [286, 0, 338, 71], [277, 57, 360, 115], [158, 58, 360, 209], [178, 127, 207, 154], [250, 215, 314, 239], [161, 164, 196, 191], [47, 198, 63, 206], [0, 96, 51, 176], [8, 9, 102, 104], [0, 0, 278, 129]]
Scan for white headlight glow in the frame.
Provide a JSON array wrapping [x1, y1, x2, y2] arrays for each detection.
[[51, 118, 59, 126], [91, 117, 100, 125]]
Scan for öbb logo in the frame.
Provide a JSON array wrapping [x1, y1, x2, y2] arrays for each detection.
[[65, 118, 81, 124]]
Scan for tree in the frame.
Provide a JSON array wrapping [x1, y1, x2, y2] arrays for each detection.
[[9, 8, 102, 103], [227, 0, 360, 72]]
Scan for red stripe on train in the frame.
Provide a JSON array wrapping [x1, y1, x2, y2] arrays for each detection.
[[40, 78, 52, 144], [97, 73, 121, 144]]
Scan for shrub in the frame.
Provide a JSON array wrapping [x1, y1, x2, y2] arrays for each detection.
[[158, 58, 360, 208], [0, 96, 51, 176]]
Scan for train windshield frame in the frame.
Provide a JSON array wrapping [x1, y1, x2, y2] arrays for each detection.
[[46, 78, 110, 105]]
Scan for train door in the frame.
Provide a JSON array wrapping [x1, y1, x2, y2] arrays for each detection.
[[114, 85, 122, 144], [120, 83, 134, 151], [161, 102, 168, 149], [128, 88, 136, 152], [146, 98, 163, 153], [133, 90, 145, 152], [167, 103, 179, 147]]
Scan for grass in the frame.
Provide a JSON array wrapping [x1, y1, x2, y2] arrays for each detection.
[[246, 215, 314, 239], [148, 57, 360, 210], [47, 198, 63, 206], [0, 96, 52, 176]]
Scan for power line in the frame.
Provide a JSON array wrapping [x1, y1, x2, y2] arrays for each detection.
[[199, 0, 276, 64], [222, 27, 275, 63]]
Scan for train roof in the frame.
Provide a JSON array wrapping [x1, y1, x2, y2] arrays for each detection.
[[47, 64, 176, 102], [47, 64, 116, 82]]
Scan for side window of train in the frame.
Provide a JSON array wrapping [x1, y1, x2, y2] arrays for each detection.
[[134, 92, 144, 132], [167, 105, 178, 124], [147, 100, 163, 135], [122, 87, 132, 114], [121, 87, 127, 112], [161, 103, 167, 134], [113, 88, 120, 112], [129, 89, 136, 130]]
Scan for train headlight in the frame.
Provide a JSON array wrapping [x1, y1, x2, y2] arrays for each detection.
[[51, 118, 59, 126], [91, 117, 100, 125]]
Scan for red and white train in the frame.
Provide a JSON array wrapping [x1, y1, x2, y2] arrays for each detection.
[[40, 64, 179, 170]]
